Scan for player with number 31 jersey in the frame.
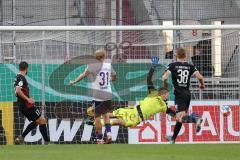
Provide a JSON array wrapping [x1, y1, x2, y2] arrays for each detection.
[[70, 49, 117, 144]]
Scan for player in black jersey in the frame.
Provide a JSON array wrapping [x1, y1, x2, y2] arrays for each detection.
[[14, 61, 50, 144], [162, 48, 205, 144]]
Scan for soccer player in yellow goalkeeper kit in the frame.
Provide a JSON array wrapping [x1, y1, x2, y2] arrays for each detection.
[[86, 57, 176, 127]]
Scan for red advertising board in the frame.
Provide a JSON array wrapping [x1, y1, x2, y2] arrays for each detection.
[[128, 101, 240, 144]]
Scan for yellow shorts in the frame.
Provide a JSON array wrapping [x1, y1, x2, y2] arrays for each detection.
[[113, 107, 141, 127]]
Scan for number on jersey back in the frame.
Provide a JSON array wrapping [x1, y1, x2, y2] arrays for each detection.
[[167, 61, 197, 90], [86, 61, 116, 101]]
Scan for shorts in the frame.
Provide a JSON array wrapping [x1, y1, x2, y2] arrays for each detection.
[[19, 105, 41, 122], [113, 107, 141, 127], [93, 100, 112, 117], [174, 89, 191, 113]]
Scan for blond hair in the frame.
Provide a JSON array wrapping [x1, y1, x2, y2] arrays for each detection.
[[87, 106, 94, 117], [176, 47, 186, 59], [159, 87, 169, 96], [95, 49, 106, 61]]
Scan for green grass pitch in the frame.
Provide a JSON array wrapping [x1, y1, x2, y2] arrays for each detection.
[[0, 144, 239, 160]]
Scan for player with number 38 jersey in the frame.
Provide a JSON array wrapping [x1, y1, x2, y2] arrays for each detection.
[[163, 48, 205, 144], [167, 61, 197, 94]]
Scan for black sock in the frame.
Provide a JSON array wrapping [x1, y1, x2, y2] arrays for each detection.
[[39, 124, 50, 142], [182, 116, 194, 123], [22, 122, 38, 138], [172, 122, 182, 141], [182, 113, 198, 123], [166, 108, 176, 117]]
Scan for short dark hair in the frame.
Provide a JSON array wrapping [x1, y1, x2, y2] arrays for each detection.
[[19, 61, 28, 71], [176, 47, 186, 59]]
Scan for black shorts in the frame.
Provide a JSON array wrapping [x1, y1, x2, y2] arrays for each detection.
[[174, 89, 191, 113], [93, 100, 112, 117], [19, 105, 41, 122]]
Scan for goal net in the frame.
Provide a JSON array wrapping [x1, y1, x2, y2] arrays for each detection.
[[0, 26, 239, 144]]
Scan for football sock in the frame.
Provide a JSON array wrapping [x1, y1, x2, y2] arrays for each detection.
[[105, 123, 111, 136], [172, 121, 182, 141], [39, 124, 50, 142], [22, 122, 38, 138], [166, 108, 176, 117], [182, 113, 199, 123], [96, 133, 103, 140]]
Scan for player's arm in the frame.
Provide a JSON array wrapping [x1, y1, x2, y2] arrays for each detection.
[[69, 69, 90, 85], [147, 57, 159, 91], [111, 74, 117, 81], [147, 67, 155, 90], [15, 87, 34, 104], [193, 71, 205, 89], [162, 69, 171, 89], [111, 65, 117, 81], [14, 77, 34, 104]]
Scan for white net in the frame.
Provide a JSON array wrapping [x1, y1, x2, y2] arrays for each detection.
[[0, 27, 239, 144]]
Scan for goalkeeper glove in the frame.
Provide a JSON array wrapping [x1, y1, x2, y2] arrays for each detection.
[[151, 57, 159, 68]]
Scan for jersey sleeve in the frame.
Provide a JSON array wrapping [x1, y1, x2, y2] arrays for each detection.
[[14, 75, 26, 89], [147, 67, 156, 92], [14, 75, 28, 97], [85, 64, 93, 73], [166, 63, 174, 72], [190, 64, 198, 75]]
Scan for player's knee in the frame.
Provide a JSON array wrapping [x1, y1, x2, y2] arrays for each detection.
[[103, 114, 110, 123], [103, 113, 109, 118], [176, 115, 181, 122], [95, 123, 102, 132], [119, 120, 126, 126], [176, 112, 185, 122], [95, 118, 101, 127], [95, 117, 101, 122], [35, 116, 46, 125]]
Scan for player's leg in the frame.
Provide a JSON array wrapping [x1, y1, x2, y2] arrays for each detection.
[[85, 117, 126, 126], [21, 107, 38, 137], [181, 98, 203, 132], [87, 107, 139, 128], [93, 101, 105, 144], [102, 100, 113, 144], [21, 122, 38, 138], [166, 107, 176, 117], [183, 113, 203, 132], [170, 111, 186, 143], [85, 106, 126, 127], [35, 115, 50, 143], [15, 121, 38, 144], [110, 119, 126, 126], [103, 112, 112, 143], [15, 106, 38, 144], [166, 95, 187, 144], [167, 95, 202, 143], [94, 116, 103, 144], [109, 107, 139, 127]]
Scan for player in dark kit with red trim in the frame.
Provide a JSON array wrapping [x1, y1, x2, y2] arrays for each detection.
[[162, 48, 205, 144], [14, 61, 50, 144]]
